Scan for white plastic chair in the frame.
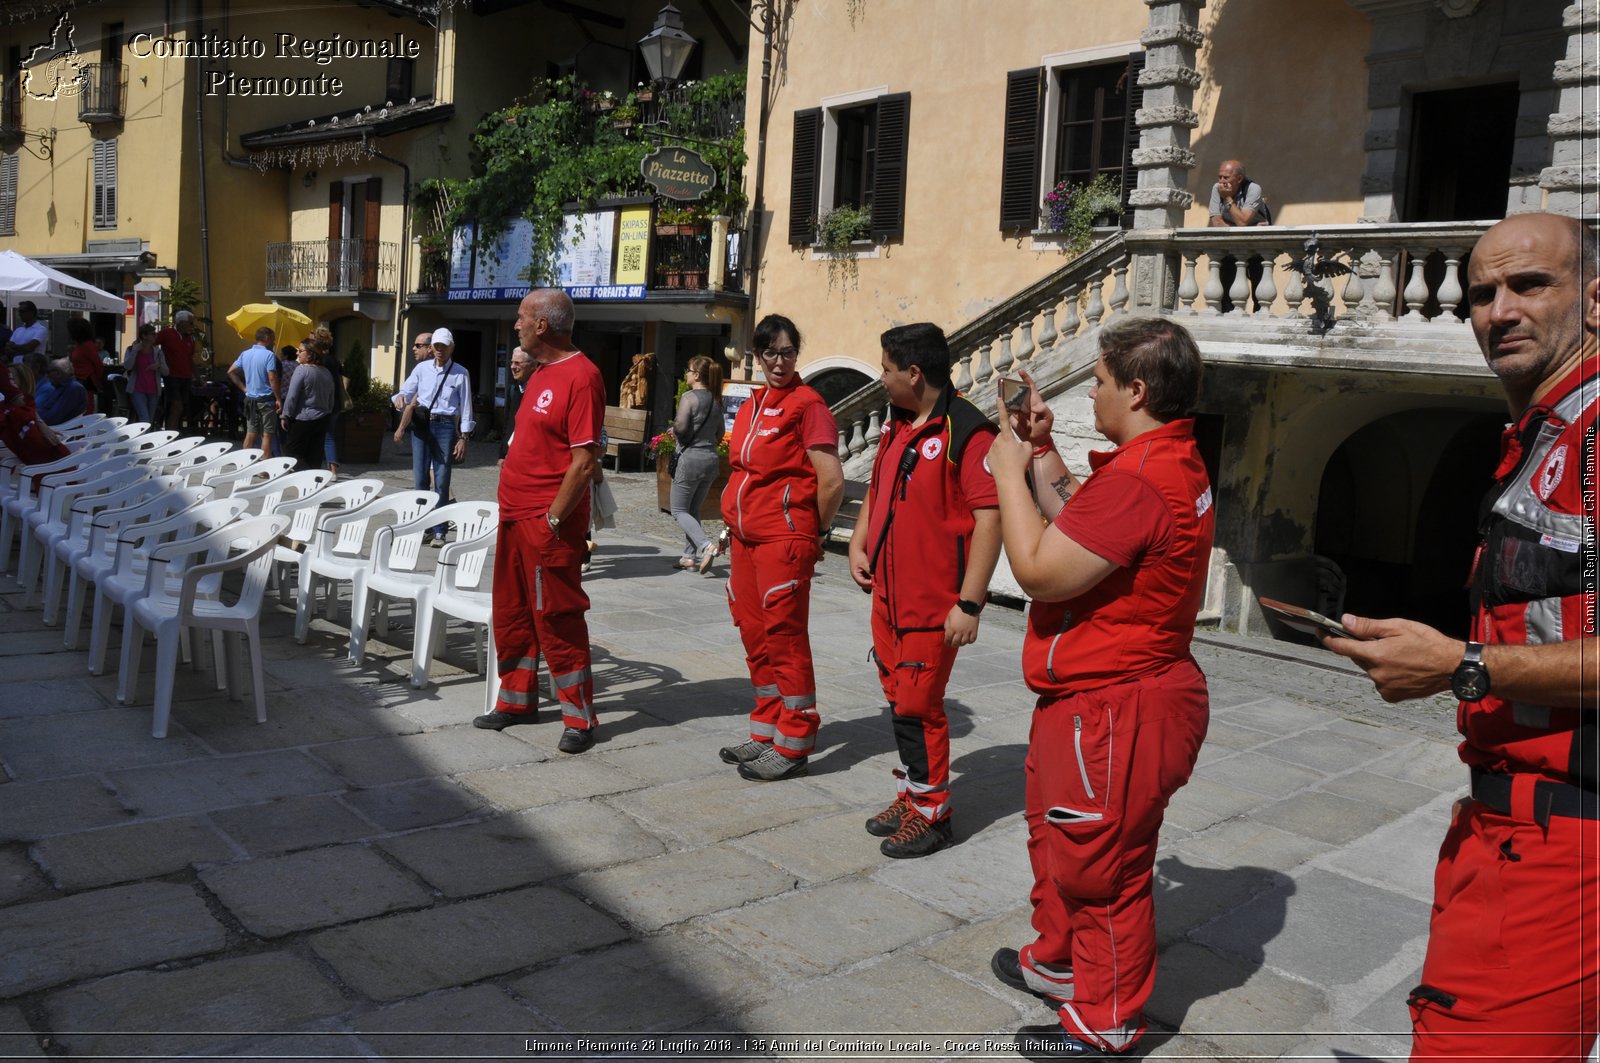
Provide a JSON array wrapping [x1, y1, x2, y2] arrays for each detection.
[[180, 448, 262, 491], [165, 441, 237, 483], [18, 458, 149, 602], [118, 513, 290, 738], [63, 484, 215, 649], [6, 451, 144, 580], [41, 473, 180, 626], [203, 455, 293, 499], [413, 518, 500, 713], [349, 501, 499, 667], [270, 478, 383, 605], [138, 436, 208, 476], [293, 489, 437, 644], [85, 496, 247, 676], [232, 467, 331, 517]]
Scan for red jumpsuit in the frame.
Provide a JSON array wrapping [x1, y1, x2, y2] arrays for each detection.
[[1018, 419, 1214, 1053], [1409, 364, 1600, 1063], [721, 381, 838, 760], [492, 350, 605, 731], [865, 391, 997, 822]]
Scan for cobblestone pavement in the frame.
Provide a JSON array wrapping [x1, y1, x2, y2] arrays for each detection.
[[0, 438, 1466, 1061]]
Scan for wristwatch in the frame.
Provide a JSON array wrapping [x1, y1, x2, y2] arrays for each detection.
[[956, 598, 983, 617], [546, 511, 561, 533], [1450, 642, 1491, 702]]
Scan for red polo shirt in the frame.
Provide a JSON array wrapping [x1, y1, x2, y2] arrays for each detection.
[[156, 327, 195, 380], [497, 350, 604, 521]]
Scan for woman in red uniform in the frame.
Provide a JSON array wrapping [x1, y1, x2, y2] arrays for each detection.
[[717, 314, 844, 781]]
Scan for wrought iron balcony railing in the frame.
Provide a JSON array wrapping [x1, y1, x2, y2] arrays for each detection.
[[77, 63, 124, 123], [266, 238, 399, 294]]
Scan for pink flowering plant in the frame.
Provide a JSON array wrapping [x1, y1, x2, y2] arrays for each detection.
[[1040, 174, 1123, 250]]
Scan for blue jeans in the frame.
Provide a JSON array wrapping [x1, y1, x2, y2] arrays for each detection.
[[322, 412, 340, 466], [130, 390, 158, 425], [411, 417, 455, 534]]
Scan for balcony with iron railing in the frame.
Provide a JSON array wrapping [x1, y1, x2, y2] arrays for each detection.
[[266, 238, 400, 296], [77, 63, 125, 123]]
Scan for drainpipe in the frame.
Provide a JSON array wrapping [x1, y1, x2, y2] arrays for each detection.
[[372, 145, 411, 391], [216, 0, 257, 172], [741, 3, 774, 375], [193, 0, 214, 330]]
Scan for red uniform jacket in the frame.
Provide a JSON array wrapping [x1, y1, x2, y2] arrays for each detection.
[[722, 383, 830, 544], [865, 390, 998, 631]]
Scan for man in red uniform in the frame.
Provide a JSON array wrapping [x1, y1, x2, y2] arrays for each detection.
[[848, 322, 1001, 858], [718, 313, 843, 781], [1328, 212, 1599, 1063], [156, 310, 196, 431], [478, 289, 604, 754], [987, 318, 1213, 1058]]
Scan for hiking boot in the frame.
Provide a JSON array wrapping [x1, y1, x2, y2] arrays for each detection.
[[718, 739, 768, 765], [736, 745, 808, 781], [991, 948, 1075, 1003], [879, 812, 953, 859], [557, 726, 595, 754], [865, 792, 914, 837], [1014, 1026, 1104, 1059], [473, 709, 536, 730]]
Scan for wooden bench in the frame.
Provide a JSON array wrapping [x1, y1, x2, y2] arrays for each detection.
[[603, 405, 650, 472]]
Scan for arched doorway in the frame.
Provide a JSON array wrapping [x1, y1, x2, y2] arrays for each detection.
[[1314, 409, 1503, 637], [805, 366, 873, 408]]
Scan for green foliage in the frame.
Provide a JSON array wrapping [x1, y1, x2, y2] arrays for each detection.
[[819, 205, 872, 252], [1040, 174, 1123, 251], [435, 72, 748, 287], [342, 343, 389, 413], [158, 278, 204, 316]]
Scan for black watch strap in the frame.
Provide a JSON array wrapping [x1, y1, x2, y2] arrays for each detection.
[[957, 598, 983, 617]]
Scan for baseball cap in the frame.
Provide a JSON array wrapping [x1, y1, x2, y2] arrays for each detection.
[[431, 327, 455, 347]]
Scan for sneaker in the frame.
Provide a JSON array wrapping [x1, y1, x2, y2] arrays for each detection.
[[991, 948, 1074, 1003], [880, 812, 953, 859], [473, 710, 536, 730], [736, 745, 808, 781], [697, 540, 717, 574], [557, 726, 595, 754], [865, 793, 913, 837], [718, 739, 768, 765], [427, 533, 445, 548], [675, 556, 697, 570]]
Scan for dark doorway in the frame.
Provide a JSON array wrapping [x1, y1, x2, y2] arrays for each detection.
[[1404, 82, 1519, 222], [805, 367, 873, 409]]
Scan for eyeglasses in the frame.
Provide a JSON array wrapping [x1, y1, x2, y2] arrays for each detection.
[[759, 347, 798, 362]]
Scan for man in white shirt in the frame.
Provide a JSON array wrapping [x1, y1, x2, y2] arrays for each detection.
[[7, 301, 49, 363], [392, 326, 474, 544]]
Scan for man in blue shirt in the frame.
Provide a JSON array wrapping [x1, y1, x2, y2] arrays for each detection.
[[34, 358, 87, 425], [392, 326, 475, 544], [227, 327, 281, 459]]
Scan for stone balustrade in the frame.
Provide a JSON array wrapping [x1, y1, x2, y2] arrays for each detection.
[[829, 220, 1496, 468]]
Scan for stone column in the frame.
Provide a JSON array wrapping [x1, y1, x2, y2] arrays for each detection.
[[1540, 1, 1599, 217], [1128, 0, 1205, 311]]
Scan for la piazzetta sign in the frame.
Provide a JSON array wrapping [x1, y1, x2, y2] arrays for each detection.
[[640, 147, 717, 202]]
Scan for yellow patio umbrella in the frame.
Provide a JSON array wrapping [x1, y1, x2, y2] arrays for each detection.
[[225, 302, 314, 349]]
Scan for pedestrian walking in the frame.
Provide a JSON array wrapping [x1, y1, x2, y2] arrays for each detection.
[[716, 314, 844, 781], [281, 338, 335, 471], [122, 323, 167, 426], [670, 355, 726, 574], [393, 327, 473, 545]]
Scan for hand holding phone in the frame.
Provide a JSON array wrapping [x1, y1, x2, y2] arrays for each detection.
[[999, 377, 1031, 411], [1258, 597, 1368, 641]]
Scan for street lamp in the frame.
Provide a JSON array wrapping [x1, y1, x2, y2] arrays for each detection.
[[638, 3, 697, 84]]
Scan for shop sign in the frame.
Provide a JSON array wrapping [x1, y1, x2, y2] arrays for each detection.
[[640, 147, 717, 202]]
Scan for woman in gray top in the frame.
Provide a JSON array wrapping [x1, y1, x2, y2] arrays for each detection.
[[670, 355, 726, 573], [281, 339, 335, 471]]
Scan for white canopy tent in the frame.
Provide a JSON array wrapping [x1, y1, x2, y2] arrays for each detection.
[[0, 250, 125, 314]]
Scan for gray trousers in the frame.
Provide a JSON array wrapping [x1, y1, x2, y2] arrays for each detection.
[[670, 447, 720, 556]]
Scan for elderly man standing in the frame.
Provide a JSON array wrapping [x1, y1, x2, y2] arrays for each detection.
[[499, 345, 531, 465], [156, 310, 197, 430], [1328, 212, 1599, 1062], [393, 327, 473, 545], [478, 290, 603, 754]]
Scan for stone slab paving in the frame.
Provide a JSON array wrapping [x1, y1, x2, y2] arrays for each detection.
[[0, 464, 1477, 1060]]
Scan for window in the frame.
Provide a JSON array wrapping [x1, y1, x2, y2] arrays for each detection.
[[788, 91, 910, 246], [0, 154, 16, 236], [92, 138, 117, 230], [385, 57, 413, 102], [998, 48, 1143, 231]]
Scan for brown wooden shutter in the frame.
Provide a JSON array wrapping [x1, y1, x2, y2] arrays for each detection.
[[327, 181, 343, 289], [999, 68, 1044, 230], [362, 176, 382, 289], [1120, 52, 1146, 213], [869, 92, 910, 242], [0, 154, 15, 235], [788, 108, 822, 245]]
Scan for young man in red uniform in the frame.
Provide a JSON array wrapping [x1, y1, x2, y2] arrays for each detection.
[[479, 288, 605, 755], [1328, 212, 1600, 1063], [718, 313, 844, 781], [987, 318, 1213, 1058], [155, 310, 196, 431], [848, 322, 1001, 858]]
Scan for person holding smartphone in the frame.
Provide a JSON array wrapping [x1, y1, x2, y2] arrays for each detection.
[[985, 318, 1214, 1058], [847, 322, 1001, 859]]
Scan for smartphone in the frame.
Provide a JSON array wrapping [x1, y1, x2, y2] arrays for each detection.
[[1258, 597, 1367, 641], [998, 377, 1030, 411]]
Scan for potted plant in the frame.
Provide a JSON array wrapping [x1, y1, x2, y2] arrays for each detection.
[[654, 429, 733, 517], [337, 348, 392, 465], [1040, 174, 1124, 251], [655, 203, 707, 237], [818, 204, 873, 292]]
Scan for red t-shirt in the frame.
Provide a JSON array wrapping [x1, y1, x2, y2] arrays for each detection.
[[497, 350, 604, 521], [156, 328, 195, 379]]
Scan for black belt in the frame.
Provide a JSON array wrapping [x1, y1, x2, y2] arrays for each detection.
[[1469, 768, 1600, 826]]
